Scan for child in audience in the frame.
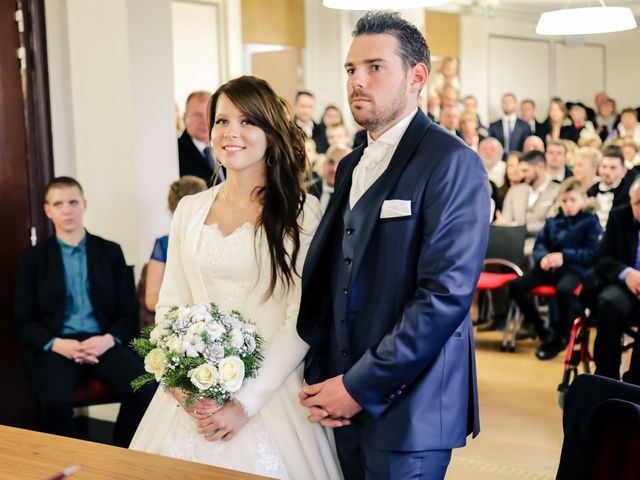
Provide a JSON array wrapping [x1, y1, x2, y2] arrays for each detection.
[[509, 178, 601, 360]]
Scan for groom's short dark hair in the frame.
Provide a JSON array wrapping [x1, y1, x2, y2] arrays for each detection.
[[352, 11, 430, 73]]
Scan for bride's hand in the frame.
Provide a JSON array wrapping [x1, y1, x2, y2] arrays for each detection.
[[170, 388, 221, 420], [197, 401, 249, 442]]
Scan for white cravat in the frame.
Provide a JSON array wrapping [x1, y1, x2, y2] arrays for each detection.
[[349, 109, 418, 208]]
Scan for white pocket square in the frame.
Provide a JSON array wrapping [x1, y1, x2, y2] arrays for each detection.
[[379, 199, 412, 219]]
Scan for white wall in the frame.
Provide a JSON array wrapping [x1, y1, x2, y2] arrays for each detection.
[[45, 0, 178, 273], [460, 12, 640, 125]]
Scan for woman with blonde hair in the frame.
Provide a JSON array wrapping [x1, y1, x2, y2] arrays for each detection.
[[572, 147, 601, 191], [131, 76, 341, 479]]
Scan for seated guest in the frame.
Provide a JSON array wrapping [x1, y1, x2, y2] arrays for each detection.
[[178, 90, 223, 186], [577, 132, 603, 150], [590, 178, 640, 384], [321, 104, 344, 130], [564, 102, 597, 144], [595, 98, 617, 142], [523, 135, 545, 153], [458, 111, 485, 151], [546, 140, 573, 183], [498, 151, 524, 202], [462, 94, 487, 134], [326, 123, 351, 147], [13, 177, 155, 447], [488, 92, 531, 158], [612, 108, 640, 145], [520, 98, 543, 136], [438, 105, 460, 135], [294, 90, 328, 153], [319, 144, 351, 212], [587, 144, 631, 230], [510, 178, 601, 359], [496, 150, 560, 256], [145, 176, 207, 312], [478, 137, 506, 188], [539, 98, 574, 146], [572, 147, 601, 192], [620, 137, 640, 170]]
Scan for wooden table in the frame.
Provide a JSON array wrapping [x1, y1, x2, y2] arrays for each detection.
[[0, 426, 271, 479]]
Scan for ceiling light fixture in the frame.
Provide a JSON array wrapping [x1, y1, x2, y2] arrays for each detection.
[[322, 0, 451, 10], [536, 1, 637, 36]]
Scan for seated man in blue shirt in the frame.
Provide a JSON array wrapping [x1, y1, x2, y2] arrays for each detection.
[[14, 176, 155, 446]]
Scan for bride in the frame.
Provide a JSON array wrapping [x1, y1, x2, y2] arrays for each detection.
[[130, 76, 342, 479]]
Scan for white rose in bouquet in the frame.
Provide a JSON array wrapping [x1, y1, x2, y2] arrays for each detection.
[[144, 348, 167, 381], [206, 322, 226, 342], [190, 304, 213, 323], [218, 356, 245, 393], [149, 325, 165, 345], [189, 364, 219, 391], [230, 328, 244, 349], [165, 335, 183, 353], [188, 321, 207, 335]]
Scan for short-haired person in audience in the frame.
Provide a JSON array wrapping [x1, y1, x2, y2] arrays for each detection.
[[439, 83, 459, 110], [488, 93, 531, 159], [462, 94, 487, 134], [326, 123, 352, 147], [613, 108, 640, 145], [458, 111, 485, 152], [496, 150, 560, 256], [595, 98, 617, 142], [294, 90, 329, 153], [498, 151, 524, 202], [620, 137, 640, 170], [478, 137, 506, 188], [572, 147, 601, 192], [587, 144, 631, 230], [145, 176, 207, 313], [590, 177, 640, 385], [14, 177, 155, 447], [179, 90, 222, 186], [509, 178, 601, 360], [546, 140, 573, 183], [438, 105, 459, 135], [520, 99, 543, 136], [523, 135, 545, 153], [319, 144, 351, 212]]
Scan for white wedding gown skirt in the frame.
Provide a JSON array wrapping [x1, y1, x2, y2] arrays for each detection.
[[130, 222, 342, 480]]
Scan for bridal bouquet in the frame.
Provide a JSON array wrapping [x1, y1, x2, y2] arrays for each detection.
[[130, 303, 264, 407]]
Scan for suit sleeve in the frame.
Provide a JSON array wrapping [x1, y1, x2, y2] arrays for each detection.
[[343, 146, 490, 418], [232, 199, 322, 416], [594, 209, 632, 283], [105, 243, 139, 344], [14, 249, 57, 351]]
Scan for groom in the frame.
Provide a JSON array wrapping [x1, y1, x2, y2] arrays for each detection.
[[297, 11, 489, 480]]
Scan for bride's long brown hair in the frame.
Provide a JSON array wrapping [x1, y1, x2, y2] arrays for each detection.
[[209, 76, 307, 297]]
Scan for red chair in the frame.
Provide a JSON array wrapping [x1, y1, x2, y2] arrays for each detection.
[[74, 378, 119, 408], [503, 283, 583, 353]]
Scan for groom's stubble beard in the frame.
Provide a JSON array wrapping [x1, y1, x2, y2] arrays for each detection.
[[349, 81, 410, 135]]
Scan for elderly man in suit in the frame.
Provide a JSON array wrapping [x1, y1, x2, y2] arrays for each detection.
[[297, 11, 489, 480], [591, 177, 640, 385], [489, 93, 532, 159], [14, 177, 155, 446], [497, 150, 560, 257]]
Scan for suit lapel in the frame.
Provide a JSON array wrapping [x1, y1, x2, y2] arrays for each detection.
[[348, 111, 431, 283]]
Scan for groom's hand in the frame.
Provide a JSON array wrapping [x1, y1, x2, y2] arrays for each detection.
[[299, 375, 362, 427]]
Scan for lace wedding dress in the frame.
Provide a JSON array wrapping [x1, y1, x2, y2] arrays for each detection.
[[130, 188, 342, 480]]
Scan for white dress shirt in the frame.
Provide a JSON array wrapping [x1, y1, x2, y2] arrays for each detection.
[[527, 179, 551, 208], [502, 113, 517, 144], [349, 109, 418, 209], [192, 138, 208, 155]]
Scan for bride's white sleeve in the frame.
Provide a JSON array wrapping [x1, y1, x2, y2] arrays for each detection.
[[155, 196, 194, 323], [232, 198, 322, 417]]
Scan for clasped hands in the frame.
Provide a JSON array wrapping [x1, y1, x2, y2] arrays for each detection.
[[540, 252, 563, 271], [172, 388, 249, 442], [298, 375, 362, 428], [52, 334, 115, 364]]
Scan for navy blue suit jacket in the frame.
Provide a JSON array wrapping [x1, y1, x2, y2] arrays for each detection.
[[297, 111, 490, 451], [488, 117, 531, 158]]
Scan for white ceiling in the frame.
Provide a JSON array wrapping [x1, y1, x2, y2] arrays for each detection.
[[434, 1, 640, 19]]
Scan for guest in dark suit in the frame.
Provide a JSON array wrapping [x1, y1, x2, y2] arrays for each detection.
[[297, 11, 489, 480], [14, 177, 155, 447], [546, 140, 573, 183], [520, 99, 544, 136], [488, 93, 531, 159], [591, 177, 640, 384], [178, 90, 224, 186], [294, 91, 329, 153]]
